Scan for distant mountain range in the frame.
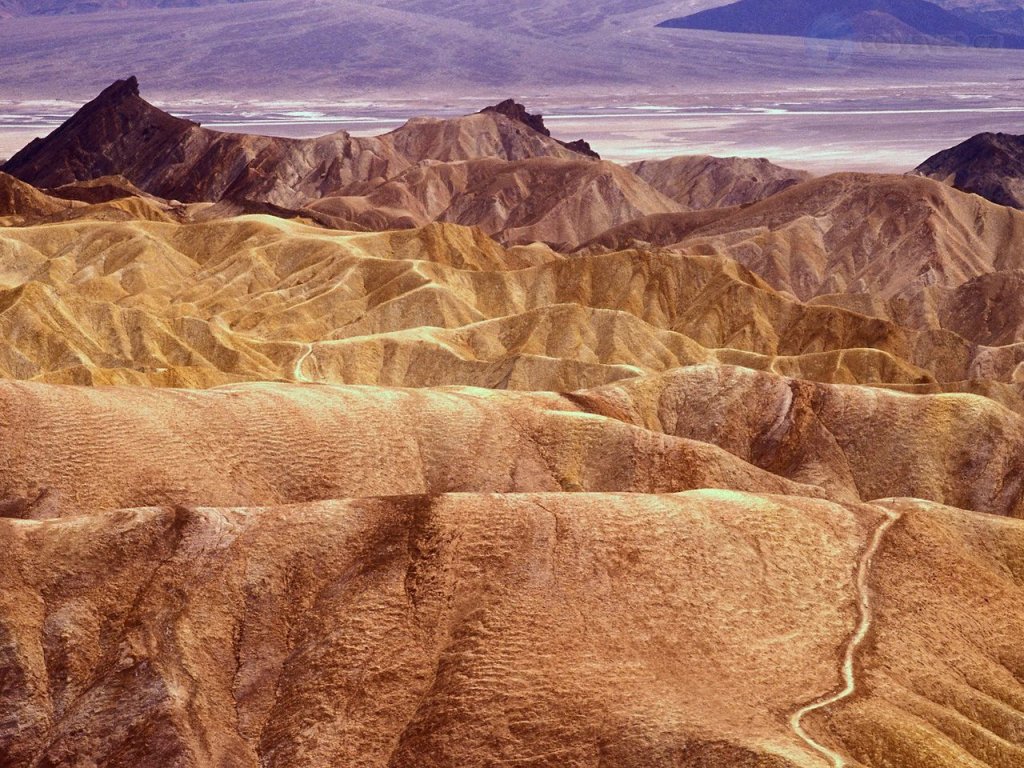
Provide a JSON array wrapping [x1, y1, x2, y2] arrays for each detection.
[[659, 0, 1024, 49], [955, 4, 1024, 35], [4, 0, 1024, 101]]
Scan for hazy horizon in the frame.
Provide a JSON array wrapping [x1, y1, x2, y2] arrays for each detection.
[[4, 1, 1024, 171]]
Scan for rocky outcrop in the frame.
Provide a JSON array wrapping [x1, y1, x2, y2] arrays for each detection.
[[481, 98, 551, 136], [481, 99, 600, 158]]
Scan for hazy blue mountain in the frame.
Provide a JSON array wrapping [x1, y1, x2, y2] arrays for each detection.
[[950, 5, 1024, 34], [658, 0, 1024, 48], [2, 0, 1024, 101]]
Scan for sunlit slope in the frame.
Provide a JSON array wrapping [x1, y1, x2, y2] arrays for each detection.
[[1, 370, 1021, 518], [2, 212, 1023, 397], [584, 172, 1024, 304], [2, 491, 1021, 767]]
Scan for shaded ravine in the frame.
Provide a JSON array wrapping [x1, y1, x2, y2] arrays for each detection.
[[789, 503, 902, 768]]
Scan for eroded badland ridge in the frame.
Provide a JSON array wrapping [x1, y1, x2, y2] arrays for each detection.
[[1, 79, 1024, 768]]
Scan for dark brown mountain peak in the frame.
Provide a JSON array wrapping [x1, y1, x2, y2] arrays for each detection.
[[481, 99, 551, 137], [2, 76, 197, 191], [100, 75, 141, 102], [915, 131, 1024, 209], [562, 138, 600, 160]]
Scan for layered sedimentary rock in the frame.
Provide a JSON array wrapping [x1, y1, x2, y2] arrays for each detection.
[[0, 171, 75, 219], [3, 211, 1024, 398], [2, 82, 1024, 768], [581, 172, 1024, 354], [309, 157, 681, 247], [586, 172, 1024, 299]]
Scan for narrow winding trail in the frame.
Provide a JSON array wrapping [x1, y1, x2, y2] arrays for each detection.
[[789, 504, 902, 768], [293, 343, 315, 383]]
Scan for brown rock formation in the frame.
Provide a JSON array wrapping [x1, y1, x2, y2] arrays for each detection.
[[481, 98, 551, 136], [581, 171, 1024, 352], [0, 492, 888, 766], [2, 80, 596, 209], [310, 157, 679, 247], [0, 171, 75, 219], [481, 99, 600, 158], [629, 154, 811, 209], [915, 131, 1024, 209], [2, 87, 1024, 768], [2, 482, 1022, 766], [4, 212, 1024, 394]]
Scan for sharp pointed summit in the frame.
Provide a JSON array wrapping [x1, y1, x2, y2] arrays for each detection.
[[4, 75, 198, 193]]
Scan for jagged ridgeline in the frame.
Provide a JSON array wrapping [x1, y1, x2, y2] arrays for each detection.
[[1, 77, 1024, 768]]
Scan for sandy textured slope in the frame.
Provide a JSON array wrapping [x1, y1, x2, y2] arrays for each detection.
[[0, 492, 875, 767], [2, 491, 1022, 767], [1, 370, 1022, 518], [0, 172, 76, 220], [580, 365, 1024, 516], [0, 378, 829, 516], [0, 302, 1022, 768]]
